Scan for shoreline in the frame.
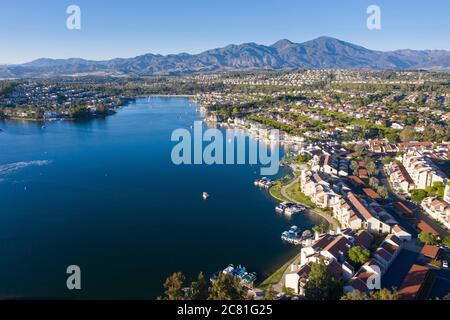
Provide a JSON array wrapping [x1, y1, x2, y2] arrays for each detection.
[[146, 94, 194, 98], [0, 95, 194, 124]]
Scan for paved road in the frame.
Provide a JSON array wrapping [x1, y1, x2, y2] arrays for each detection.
[[280, 176, 338, 231]]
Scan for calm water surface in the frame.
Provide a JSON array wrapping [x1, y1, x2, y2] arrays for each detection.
[[0, 97, 324, 299]]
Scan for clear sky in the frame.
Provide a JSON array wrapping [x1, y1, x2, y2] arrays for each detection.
[[0, 0, 449, 64]]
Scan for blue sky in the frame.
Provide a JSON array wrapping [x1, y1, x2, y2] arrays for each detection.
[[0, 0, 449, 64]]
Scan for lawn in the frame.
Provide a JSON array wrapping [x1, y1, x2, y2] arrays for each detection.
[[285, 182, 316, 207], [269, 182, 289, 202], [259, 255, 299, 291]]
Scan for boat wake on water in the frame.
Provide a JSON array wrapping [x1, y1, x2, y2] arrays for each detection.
[[0, 160, 52, 177]]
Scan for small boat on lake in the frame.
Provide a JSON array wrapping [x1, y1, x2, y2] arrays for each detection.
[[275, 202, 305, 216], [281, 226, 302, 245], [202, 192, 210, 200], [210, 264, 257, 289], [254, 177, 275, 189]]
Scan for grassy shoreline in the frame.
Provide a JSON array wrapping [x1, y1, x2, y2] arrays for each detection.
[[259, 254, 299, 291], [269, 182, 289, 202]]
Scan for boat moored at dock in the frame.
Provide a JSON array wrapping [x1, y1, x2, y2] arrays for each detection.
[[275, 202, 305, 216], [254, 177, 275, 189], [281, 226, 313, 246], [210, 264, 257, 289]]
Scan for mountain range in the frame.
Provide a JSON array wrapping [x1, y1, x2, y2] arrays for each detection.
[[1, 36, 450, 78]]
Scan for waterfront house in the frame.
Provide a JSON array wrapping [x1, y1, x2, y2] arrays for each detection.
[[333, 196, 364, 230], [301, 170, 340, 209]]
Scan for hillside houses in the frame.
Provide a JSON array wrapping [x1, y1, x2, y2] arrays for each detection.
[[300, 171, 340, 208], [387, 162, 415, 193], [311, 154, 349, 177], [333, 192, 398, 234], [421, 189, 450, 230], [402, 151, 447, 189], [286, 229, 405, 296], [344, 234, 403, 293], [368, 140, 399, 154]]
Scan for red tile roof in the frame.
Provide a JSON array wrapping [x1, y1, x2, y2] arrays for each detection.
[[398, 264, 430, 300], [348, 176, 364, 186], [394, 201, 414, 215], [363, 188, 382, 201], [322, 236, 351, 259], [385, 234, 402, 247], [358, 169, 369, 178], [348, 192, 374, 220], [376, 247, 393, 262], [347, 277, 368, 292], [417, 220, 439, 236], [354, 230, 373, 250], [420, 245, 441, 260]]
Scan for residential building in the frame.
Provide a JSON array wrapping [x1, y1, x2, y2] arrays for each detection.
[[421, 197, 450, 230]]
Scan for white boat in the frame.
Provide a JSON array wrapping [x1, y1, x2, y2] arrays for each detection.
[[275, 202, 289, 214], [202, 192, 210, 200], [285, 205, 303, 216]]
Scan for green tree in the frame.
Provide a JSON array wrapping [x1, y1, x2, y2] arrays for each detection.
[[341, 289, 398, 300], [434, 182, 445, 199], [295, 153, 312, 164], [369, 177, 380, 189], [208, 273, 245, 300], [385, 133, 400, 143], [348, 246, 371, 267], [442, 236, 450, 248], [282, 286, 297, 295], [163, 272, 186, 300], [410, 189, 428, 204], [304, 258, 343, 300], [312, 222, 328, 235], [366, 161, 378, 176], [418, 232, 437, 245], [190, 272, 209, 300], [353, 144, 365, 157], [263, 287, 277, 300], [371, 288, 398, 300], [425, 181, 444, 198], [341, 290, 370, 300], [349, 161, 359, 172], [400, 126, 416, 141], [382, 156, 394, 165], [377, 185, 389, 199]]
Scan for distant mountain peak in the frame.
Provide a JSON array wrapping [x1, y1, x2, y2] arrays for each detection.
[[271, 39, 294, 48], [1, 36, 449, 78]]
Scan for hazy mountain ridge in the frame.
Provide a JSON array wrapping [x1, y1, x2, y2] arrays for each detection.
[[1, 36, 450, 78]]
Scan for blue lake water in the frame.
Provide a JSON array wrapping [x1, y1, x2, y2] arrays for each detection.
[[0, 97, 324, 299]]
